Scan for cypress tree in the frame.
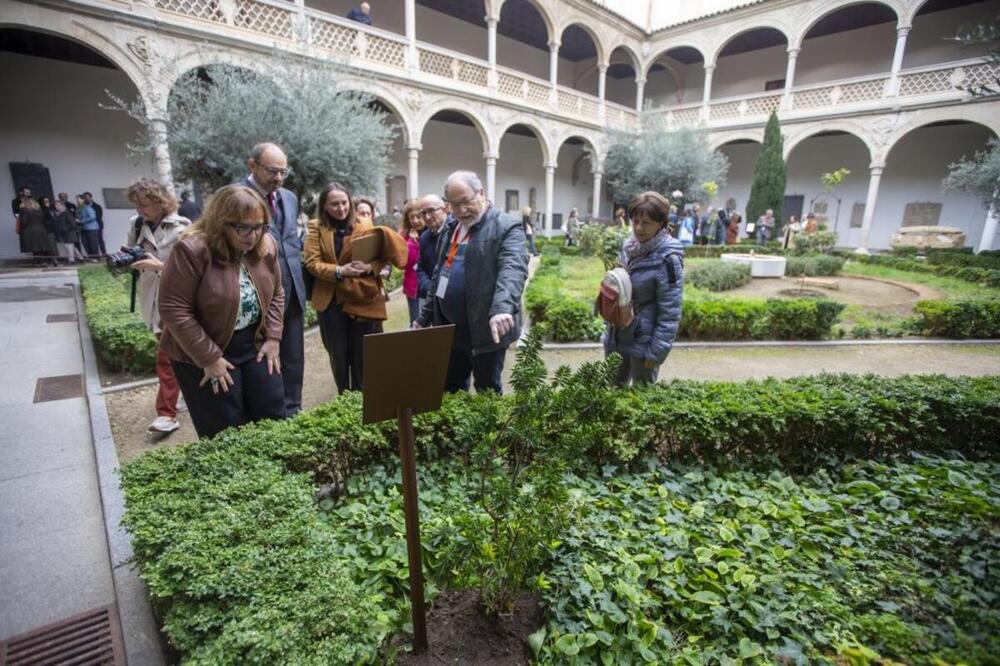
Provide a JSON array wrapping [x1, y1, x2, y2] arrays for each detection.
[[746, 111, 787, 231]]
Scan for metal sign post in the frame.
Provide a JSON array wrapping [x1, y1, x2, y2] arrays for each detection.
[[362, 325, 455, 653]]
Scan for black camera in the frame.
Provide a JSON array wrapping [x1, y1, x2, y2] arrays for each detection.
[[106, 245, 148, 275]]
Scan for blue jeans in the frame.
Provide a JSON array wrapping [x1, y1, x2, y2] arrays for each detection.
[[445, 345, 506, 394]]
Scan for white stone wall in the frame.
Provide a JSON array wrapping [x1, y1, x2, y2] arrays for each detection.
[[0, 51, 156, 260], [716, 123, 998, 250]]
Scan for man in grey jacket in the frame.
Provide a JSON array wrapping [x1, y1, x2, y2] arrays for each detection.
[[415, 171, 528, 394]]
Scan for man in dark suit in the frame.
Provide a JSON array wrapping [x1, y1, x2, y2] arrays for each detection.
[[242, 142, 305, 415]]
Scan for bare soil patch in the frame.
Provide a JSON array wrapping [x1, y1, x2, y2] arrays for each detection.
[[727, 275, 936, 313], [395, 591, 541, 666]]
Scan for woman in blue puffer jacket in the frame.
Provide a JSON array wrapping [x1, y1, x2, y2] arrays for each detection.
[[603, 191, 684, 386]]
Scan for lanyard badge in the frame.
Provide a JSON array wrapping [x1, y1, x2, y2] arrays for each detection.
[[436, 225, 468, 299]]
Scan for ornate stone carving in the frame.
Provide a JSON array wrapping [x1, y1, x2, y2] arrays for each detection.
[[405, 89, 425, 111], [869, 113, 907, 149], [127, 36, 150, 66], [219, 0, 237, 26]]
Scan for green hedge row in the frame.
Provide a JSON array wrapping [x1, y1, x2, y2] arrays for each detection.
[[912, 299, 1000, 338], [120, 374, 1000, 663], [848, 253, 1000, 288], [686, 261, 751, 291], [680, 297, 844, 340], [784, 254, 844, 277], [78, 266, 158, 374], [927, 249, 1000, 270]]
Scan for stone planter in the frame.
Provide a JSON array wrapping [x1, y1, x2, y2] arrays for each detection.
[[720, 253, 787, 278]]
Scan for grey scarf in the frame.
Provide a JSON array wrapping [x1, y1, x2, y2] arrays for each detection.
[[622, 228, 669, 270]]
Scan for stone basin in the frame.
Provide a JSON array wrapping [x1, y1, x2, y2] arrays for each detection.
[[720, 253, 787, 278]]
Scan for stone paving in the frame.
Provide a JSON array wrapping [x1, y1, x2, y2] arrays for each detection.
[[0, 270, 115, 639]]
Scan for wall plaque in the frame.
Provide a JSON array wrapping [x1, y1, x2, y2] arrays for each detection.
[[102, 188, 132, 209], [850, 202, 865, 228], [902, 202, 941, 227]]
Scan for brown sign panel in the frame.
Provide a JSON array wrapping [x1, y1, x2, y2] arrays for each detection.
[[362, 325, 455, 424]]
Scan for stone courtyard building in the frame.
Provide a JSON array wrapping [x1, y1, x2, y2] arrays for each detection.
[[2, 0, 999, 255]]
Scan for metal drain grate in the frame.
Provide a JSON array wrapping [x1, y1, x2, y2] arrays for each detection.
[[0, 605, 125, 665], [33, 375, 84, 403], [45, 314, 78, 323]]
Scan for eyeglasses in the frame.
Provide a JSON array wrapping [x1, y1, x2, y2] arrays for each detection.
[[445, 194, 481, 210], [228, 222, 270, 237], [419, 206, 444, 218], [258, 165, 290, 178]]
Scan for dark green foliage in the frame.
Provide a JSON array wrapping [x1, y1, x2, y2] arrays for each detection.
[[789, 230, 838, 255], [121, 370, 1000, 663], [680, 298, 845, 340], [927, 248, 1000, 270], [912, 299, 1000, 338], [78, 266, 157, 374], [525, 255, 603, 342], [745, 111, 787, 229], [784, 254, 845, 277], [686, 261, 752, 291]]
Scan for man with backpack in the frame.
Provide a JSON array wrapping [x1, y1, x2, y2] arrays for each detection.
[[599, 191, 684, 386]]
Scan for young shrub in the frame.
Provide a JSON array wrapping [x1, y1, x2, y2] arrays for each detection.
[[686, 260, 752, 291]]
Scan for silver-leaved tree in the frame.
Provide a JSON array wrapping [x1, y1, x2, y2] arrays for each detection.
[[944, 137, 1000, 219], [603, 124, 728, 207], [108, 56, 397, 200]]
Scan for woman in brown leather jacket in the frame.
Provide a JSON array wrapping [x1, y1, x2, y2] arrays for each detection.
[[158, 185, 286, 438], [303, 182, 407, 394]]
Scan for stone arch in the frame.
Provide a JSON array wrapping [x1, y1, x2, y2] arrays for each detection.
[[710, 23, 794, 67], [710, 131, 765, 151], [792, 0, 904, 50], [554, 131, 602, 170], [494, 0, 555, 45], [878, 107, 1000, 165], [496, 116, 553, 165], [337, 78, 419, 148], [643, 42, 708, 79], [607, 42, 641, 71], [416, 99, 493, 156], [556, 20, 606, 67], [783, 122, 876, 163], [160, 46, 275, 95], [0, 18, 150, 108]]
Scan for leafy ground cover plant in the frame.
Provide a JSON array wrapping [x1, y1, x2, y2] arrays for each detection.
[[120, 370, 1000, 663]]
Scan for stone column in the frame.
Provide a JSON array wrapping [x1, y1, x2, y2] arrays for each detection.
[[887, 25, 911, 96], [857, 165, 884, 253], [486, 16, 499, 89], [597, 62, 608, 120], [978, 199, 999, 253], [635, 77, 646, 112], [405, 0, 417, 70], [544, 163, 556, 235], [591, 169, 603, 219], [149, 116, 174, 192], [782, 47, 799, 109], [485, 154, 498, 204], [701, 64, 715, 121], [548, 41, 560, 107], [407, 146, 420, 200]]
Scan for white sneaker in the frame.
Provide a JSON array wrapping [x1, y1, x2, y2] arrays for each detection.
[[148, 416, 180, 433], [176, 397, 188, 413]]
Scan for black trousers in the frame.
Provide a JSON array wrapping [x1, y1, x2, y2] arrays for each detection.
[[316, 300, 380, 394], [171, 326, 286, 439], [281, 297, 304, 415], [444, 345, 506, 394]]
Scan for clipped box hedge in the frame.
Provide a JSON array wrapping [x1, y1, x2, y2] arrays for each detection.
[[912, 299, 1000, 338], [848, 253, 1000, 288], [120, 374, 1000, 664], [78, 265, 158, 374], [680, 297, 844, 340]]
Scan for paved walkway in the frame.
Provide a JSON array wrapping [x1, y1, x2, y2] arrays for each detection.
[[0, 270, 115, 639], [0, 268, 162, 663]]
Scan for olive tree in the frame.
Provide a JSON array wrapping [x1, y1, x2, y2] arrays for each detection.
[[107, 56, 397, 199], [603, 125, 728, 206], [943, 137, 1000, 217]]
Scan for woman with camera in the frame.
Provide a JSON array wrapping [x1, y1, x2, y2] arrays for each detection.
[[158, 185, 286, 439], [119, 179, 191, 434], [304, 182, 407, 394]]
